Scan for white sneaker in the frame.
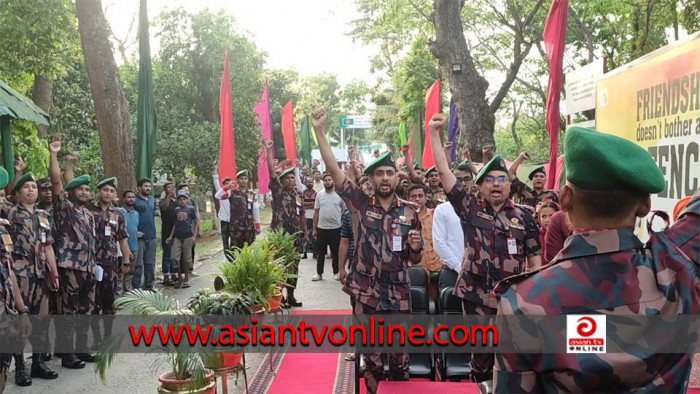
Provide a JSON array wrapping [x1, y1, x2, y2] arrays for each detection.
[[311, 274, 322, 281], [333, 273, 340, 281]]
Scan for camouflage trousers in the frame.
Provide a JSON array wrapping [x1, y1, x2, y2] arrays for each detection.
[[17, 276, 51, 350], [230, 228, 255, 250], [462, 300, 497, 383], [0, 352, 9, 393], [94, 265, 118, 315], [58, 268, 95, 354], [354, 301, 409, 394]]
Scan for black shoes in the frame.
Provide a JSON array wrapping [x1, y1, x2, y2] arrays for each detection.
[[76, 353, 96, 363], [61, 353, 86, 369], [30, 354, 58, 379], [14, 354, 32, 386]]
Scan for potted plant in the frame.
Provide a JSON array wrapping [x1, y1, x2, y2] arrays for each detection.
[[217, 242, 287, 311], [187, 289, 254, 369], [94, 290, 217, 393], [258, 229, 301, 307]]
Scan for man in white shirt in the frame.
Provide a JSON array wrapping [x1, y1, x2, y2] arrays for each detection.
[[312, 173, 346, 281], [312, 170, 324, 193], [432, 162, 475, 280]]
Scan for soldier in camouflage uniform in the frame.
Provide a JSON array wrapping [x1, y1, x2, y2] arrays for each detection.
[[313, 108, 423, 394], [424, 166, 447, 209], [216, 170, 259, 251], [493, 127, 700, 393], [9, 173, 60, 383], [427, 114, 541, 393], [508, 153, 559, 209], [87, 178, 129, 348], [48, 137, 95, 369]]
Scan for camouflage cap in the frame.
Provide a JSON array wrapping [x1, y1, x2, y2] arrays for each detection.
[[564, 127, 664, 193], [96, 177, 117, 190], [37, 177, 52, 189], [528, 165, 546, 180], [364, 151, 396, 175], [11, 172, 35, 194], [475, 154, 509, 184], [65, 174, 91, 191], [279, 167, 296, 179]]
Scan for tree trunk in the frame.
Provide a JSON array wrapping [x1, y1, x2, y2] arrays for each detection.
[[75, 0, 136, 195], [430, 0, 494, 162], [31, 75, 53, 139]]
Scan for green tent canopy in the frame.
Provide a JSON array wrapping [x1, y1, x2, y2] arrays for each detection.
[[0, 79, 51, 183]]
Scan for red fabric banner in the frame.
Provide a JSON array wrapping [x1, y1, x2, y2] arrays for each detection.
[[255, 79, 272, 194], [217, 49, 236, 189], [422, 79, 440, 169], [281, 100, 297, 161], [543, 0, 568, 189]]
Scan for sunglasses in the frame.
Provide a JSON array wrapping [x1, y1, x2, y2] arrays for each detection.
[[484, 175, 508, 183]]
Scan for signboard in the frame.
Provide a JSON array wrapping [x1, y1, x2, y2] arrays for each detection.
[[565, 59, 604, 115], [596, 32, 700, 238], [339, 115, 373, 129]]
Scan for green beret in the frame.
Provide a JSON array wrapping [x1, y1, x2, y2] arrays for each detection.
[[0, 168, 7, 190], [96, 177, 117, 190], [279, 168, 295, 179], [236, 169, 249, 179], [425, 166, 437, 176], [528, 165, 546, 180], [12, 172, 36, 194], [413, 163, 424, 171], [564, 127, 664, 193], [65, 174, 91, 191], [455, 161, 472, 172], [364, 151, 396, 175], [475, 154, 509, 184]]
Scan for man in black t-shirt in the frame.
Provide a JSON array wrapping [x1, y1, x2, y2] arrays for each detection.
[[159, 182, 177, 286], [165, 191, 199, 288]]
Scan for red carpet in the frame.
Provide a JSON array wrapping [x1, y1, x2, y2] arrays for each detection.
[[267, 352, 341, 393], [376, 381, 478, 393]]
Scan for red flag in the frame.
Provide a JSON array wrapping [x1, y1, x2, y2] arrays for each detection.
[[255, 79, 272, 194], [217, 49, 236, 189], [281, 100, 296, 161], [422, 79, 440, 169], [543, 0, 568, 189]]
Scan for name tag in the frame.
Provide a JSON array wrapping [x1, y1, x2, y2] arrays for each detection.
[[366, 211, 382, 220], [392, 235, 403, 252], [507, 237, 517, 255], [105, 226, 112, 237], [477, 211, 493, 221], [41, 231, 46, 244]]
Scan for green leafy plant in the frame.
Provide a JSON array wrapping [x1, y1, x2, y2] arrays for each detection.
[[218, 242, 287, 309], [262, 229, 301, 276], [187, 289, 254, 316], [94, 289, 215, 389]]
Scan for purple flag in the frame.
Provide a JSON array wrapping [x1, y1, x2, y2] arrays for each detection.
[[255, 79, 272, 194], [448, 99, 459, 161]]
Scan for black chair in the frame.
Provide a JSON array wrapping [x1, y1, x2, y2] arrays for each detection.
[[408, 286, 436, 380], [435, 286, 472, 381], [408, 266, 429, 288], [439, 268, 458, 290]]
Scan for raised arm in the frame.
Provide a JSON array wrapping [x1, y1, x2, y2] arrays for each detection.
[[64, 152, 79, 184], [311, 109, 345, 187], [402, 145, 422, 184], [428, 114, 456, 192], [509, 152, 530, 181], [443, 142, 454, 169], [48, 136, 63, 195], [264, 140, 277, 180]]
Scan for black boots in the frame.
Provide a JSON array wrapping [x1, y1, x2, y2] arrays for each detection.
[[30, 354, 58, 379], [61, 353, 86, 369], [285, 289, 302, 308], [14, 354, 32, 386]]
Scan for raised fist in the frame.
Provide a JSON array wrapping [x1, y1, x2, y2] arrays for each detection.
[[428, 114, 446, 131], [311, 108, 327, 129], [49, 135, 61, 153]]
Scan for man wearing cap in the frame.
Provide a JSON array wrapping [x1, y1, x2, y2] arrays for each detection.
[[216, 170, 259, 252], [263, 142, 307, 308], [48, 137, 95, 369], [424, 166, 447, 209], [312, 108, 423, 394], [428, 114, 541, 393], [87, 178, 129, 349], [165, 190, 199, 288], [493, 127, 700, 392], [8, 172, 60, 384], [508, 152, 559, 209]]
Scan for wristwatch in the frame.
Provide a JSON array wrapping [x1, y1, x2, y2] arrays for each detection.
[[17, 306, 29, 315]]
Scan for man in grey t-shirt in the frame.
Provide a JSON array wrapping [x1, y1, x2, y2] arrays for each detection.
[[312, 173, 346, 281]]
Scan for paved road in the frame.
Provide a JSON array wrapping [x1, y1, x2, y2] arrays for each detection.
[[6, 252, 349, 393]]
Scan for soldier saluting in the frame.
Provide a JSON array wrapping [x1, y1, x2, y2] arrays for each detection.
[[215, 170, 259, 252], [9, 172, 60, 385], [428, 113, 541, 394], [48, 136, 96, 369], [312, 108, 423, 394], [493, 127, 700, 393]]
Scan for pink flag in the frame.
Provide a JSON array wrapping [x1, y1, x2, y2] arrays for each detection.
[[543, 0, 568, 189], [255, 79, 272, 194], [422, 79, 440, 169], [281, 100, 297, 161], [217, 49, 236, 189]]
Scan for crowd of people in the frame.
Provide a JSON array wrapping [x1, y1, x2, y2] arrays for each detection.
[[259, 108, 697, 394], [0, 137, 207, 391]]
